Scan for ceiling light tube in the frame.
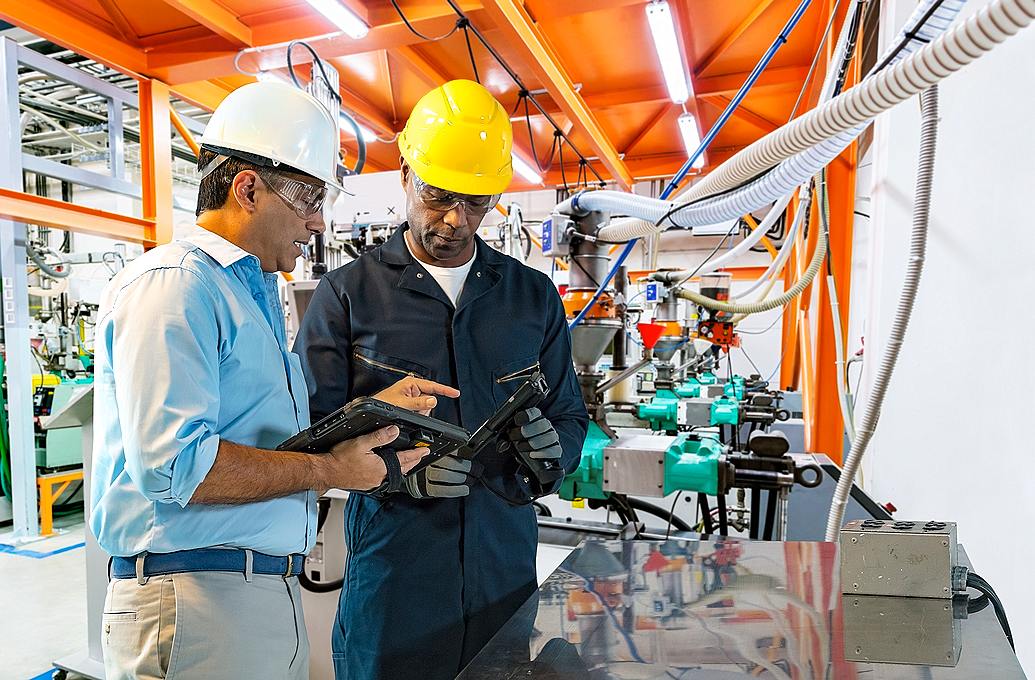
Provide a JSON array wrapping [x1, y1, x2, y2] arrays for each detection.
[[304, 0, 369, 39], [512, 153, 543, 184], [646, 1, 691, 104], [677, 113, 705, 169]]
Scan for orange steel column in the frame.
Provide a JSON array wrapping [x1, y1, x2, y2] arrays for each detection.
[[779, 196, 802, 390], [139, 79, 174, 247], [808, 17, 863, 464]]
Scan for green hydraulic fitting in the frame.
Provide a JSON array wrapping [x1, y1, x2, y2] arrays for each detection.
[[674, 378, 701, 399], [698, 371, 718, 385], [663, 430, 725, 496], [637, 389, 680, 432], [710, 395, 740, 426], [723, 375, 745, 400], [559, 421, 611, 501]]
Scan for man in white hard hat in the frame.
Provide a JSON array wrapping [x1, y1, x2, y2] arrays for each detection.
[[90, 81, 458, 679]]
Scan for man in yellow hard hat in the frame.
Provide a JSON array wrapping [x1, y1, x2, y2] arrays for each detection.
[[295, 80, 589, 679], [90, 81, 457, 678]]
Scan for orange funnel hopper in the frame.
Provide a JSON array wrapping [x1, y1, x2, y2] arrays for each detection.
[[637, 322, 666, 350]]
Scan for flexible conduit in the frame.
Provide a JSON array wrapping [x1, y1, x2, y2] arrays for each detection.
[[825, 86, 939, 541], [675, 216, 827, 314], [564, 0, 1027, 242], [733, 190, 811, 300], [682, 0, 1016, 201]]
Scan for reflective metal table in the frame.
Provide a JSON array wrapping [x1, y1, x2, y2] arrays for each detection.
[[458, 537, 1023, 679]]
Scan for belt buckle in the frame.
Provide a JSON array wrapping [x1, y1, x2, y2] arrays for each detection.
[[284, 554, 294, 577]]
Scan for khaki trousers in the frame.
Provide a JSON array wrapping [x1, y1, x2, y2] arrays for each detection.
[[101, 570, 309, 679]]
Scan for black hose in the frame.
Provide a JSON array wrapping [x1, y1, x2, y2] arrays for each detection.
[[625, 497, 692, 533], [716, 494, 728, 537], [749, 489, 761, 540], [762, 490, 778, 541], [698, 494, 714, 534], [967, 572, 1013, 649]]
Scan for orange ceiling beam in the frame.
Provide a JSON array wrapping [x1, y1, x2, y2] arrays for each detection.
[[695, 0, 781, 75], [512, 66, 808, 119], [482, 0, 633, 190], [622, 104, 671, 156], [524, 0, 646, 22], [95, 0, 140, 43], [170, 78, 240, 111], [700, 94, 780, 133], [393, 45, 451, 89], [0, 0, 148, 76], [696, 65, 808, 98], [147, 3, 487, 85], [0, 188, 155, 245], [160, 0, 253, 46]]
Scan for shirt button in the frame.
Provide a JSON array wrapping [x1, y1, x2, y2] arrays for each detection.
[[416, 272, 424, 279], [476, 272, 482, 277]]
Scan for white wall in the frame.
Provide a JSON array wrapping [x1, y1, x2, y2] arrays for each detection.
[[857, 0, 1035, 670]]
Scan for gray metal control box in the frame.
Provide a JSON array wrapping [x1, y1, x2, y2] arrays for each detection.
[[840, 519, 958, 598], [541, 213, 574, 257]]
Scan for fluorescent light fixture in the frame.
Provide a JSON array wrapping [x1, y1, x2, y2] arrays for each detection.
[[339, 117, 377, 142], [304, 0, 369, 39], [512, 153, 542, 184], [677, 113, 705, 169], [645, 1, 691, 104]]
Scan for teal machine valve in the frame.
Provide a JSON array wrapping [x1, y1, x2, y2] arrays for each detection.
[[637, 390, 681, 432]]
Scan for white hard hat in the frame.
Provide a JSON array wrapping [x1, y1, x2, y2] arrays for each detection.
[[201, 81, 340, 189]]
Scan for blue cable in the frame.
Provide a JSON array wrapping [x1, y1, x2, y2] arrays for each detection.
[[661, 0, 814, 199], [568, 240, 637, 330], [568, 0, 813, 330]]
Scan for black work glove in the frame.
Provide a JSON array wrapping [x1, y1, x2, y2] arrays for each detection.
[[501, 408, 566, 499], [405, 454, 473, 499]]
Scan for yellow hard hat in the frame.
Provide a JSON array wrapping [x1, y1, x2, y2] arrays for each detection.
[[398, 79, 513, 196]]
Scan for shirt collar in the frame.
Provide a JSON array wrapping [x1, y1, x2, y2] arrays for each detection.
[[181, 225, 257, 269], [379, 222, 504, 267]]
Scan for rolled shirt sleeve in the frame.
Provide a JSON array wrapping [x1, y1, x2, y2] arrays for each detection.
[[104, 267, 222, 506]]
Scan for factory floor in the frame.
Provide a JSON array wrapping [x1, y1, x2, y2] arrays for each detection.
[[0, 512, 89, 680], [0, 514, 573, 680]]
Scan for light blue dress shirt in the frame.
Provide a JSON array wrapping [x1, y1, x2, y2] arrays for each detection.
[[90, 227, 315, 557]]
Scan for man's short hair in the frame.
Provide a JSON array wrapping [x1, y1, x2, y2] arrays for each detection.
[[195, 148, 260, 217]]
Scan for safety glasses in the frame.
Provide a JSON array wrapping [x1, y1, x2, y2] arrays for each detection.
[[199, 153, 338, 220], [256, 168, 336, 220], [411, 173, 500, 216]]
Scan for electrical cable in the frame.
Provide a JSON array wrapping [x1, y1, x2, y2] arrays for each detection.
[[390, 0, 461, 41], [967, 571, 1014, 649], [442, 0, 605, 185], [461, 21, 481, 83], [675, 217, 827, 314], [664, 491, 686, 539], [697, 494, 714, 534], [821, 169, 856, 444], [284, 40, 366, 175], [825, 86, 939, 541], [716, 493, 728, 536]]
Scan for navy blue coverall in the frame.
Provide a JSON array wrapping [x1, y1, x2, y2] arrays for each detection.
[[294, 224, 588, 680]]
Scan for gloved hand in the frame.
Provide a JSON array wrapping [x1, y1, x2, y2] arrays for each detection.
[[405, 454, 474, 499], [506, 408, 562, 462]]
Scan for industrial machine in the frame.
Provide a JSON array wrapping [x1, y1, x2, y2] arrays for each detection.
[[545, 207, 821, 540]]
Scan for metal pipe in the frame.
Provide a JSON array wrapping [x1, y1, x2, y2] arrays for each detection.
[[595, 356, 652, 397]]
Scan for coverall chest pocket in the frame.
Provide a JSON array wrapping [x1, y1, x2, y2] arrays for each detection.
[[490, 354, 541, 407], [351, 346, 432, 397]]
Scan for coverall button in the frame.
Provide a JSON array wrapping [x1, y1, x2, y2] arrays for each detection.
[[416, 272, 424, 279]]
